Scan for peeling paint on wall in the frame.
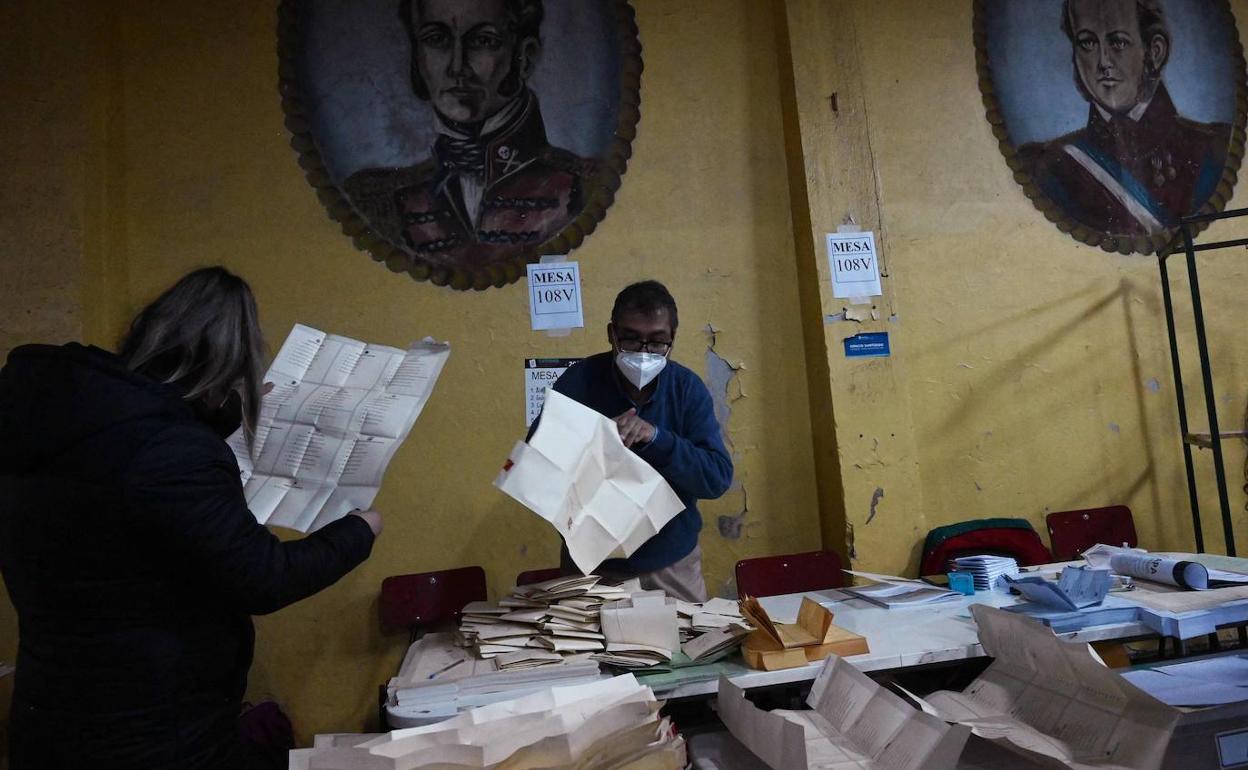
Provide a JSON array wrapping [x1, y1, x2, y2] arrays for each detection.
[[704, 324, 750, 540], [717, 485, 749, 540], [866, 486, 884, 524]]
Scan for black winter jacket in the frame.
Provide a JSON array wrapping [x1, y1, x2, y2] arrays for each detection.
[[0, 343, 375, 769]]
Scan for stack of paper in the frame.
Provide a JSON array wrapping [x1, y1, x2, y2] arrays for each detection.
[[228, 324, 450, 533], [841, 570, 962, 609], [718, 656, 969, 770], [677, 597, 747, 641], [296, 675, 686, 769], [456, 576, 640, 665], [952, 555, 1018, 590], [494, 389, 685, 574]]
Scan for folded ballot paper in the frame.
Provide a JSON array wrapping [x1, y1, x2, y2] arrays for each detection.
[[494, 390, 685, 574], [228, 324, 450, 533], [718, 656, 969, 770], [1084, 543, 1248, 590], [899, 605, 1176, 770]]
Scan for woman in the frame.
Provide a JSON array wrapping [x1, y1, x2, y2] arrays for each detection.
[[0, 267, 382, 768]]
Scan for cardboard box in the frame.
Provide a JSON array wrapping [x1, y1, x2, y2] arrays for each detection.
[[739, 596, 868, 671]]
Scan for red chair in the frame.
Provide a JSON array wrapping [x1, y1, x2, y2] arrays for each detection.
[[380, 566, 486, 637], [735, 550, 845, 599], [516, 567, 564, 587], [1046, 506, 1137, 561]]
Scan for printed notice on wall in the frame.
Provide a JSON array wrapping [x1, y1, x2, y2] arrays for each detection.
[[826, 231, 882, 299], [527, 261, 584, 331], [525, 358, 581, 427]]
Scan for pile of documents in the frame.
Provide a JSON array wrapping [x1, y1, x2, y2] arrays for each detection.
[[295, 675, 686, 769], [952, 555, 1018, 590], [718, 656, 969, 770], [457, 576, 635, 665], [840, 570, 962, 608], [385, 633, 607, 726], [494, 390, 685, 574]]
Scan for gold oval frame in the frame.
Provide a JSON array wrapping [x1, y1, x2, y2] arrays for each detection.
[[973, 0, 1247, 255], [277, 0, 643, 290]]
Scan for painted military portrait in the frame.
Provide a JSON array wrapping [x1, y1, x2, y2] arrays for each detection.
[[279, 0, 641, 289], [975, 0, 1246, 254]]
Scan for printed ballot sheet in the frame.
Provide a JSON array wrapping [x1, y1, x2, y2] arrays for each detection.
[[899, 605, 1177, 770], [493, 389, 684, 574], [229, 324, 450, 533]]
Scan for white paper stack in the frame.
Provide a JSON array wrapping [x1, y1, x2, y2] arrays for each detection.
[[456, 576, 641, 667], [953, 555, 1019, 590], [297, 675, 687, 770], [386, 633, 607, 726]]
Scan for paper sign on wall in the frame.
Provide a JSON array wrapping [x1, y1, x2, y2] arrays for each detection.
[[844, 332, 890, 358], [527, 261, 584, 331], [826, 231, 882, 298], [525, 358, 580, 427]]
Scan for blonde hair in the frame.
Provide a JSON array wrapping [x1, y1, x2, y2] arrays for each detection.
[[119, 267, 265, 447]]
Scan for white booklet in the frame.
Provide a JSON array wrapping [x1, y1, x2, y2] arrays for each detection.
[[228, 324, 450, 533]]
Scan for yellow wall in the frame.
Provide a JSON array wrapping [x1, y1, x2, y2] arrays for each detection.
[[3, 0, 1248, 750]]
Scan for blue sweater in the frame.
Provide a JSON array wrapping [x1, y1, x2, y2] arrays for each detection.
[[546, 352, 733, 573]]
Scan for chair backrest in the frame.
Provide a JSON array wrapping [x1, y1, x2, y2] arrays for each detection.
[[1046, 506, 1137, 561], [920, 518, 1052, 576], [735, 550, 845, 599], [516, 567, 565, 587], [380, 565, 486, 633]]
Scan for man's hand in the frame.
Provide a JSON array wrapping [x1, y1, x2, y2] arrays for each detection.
[[349, 509, 383, 538], [614, 408, 655, 448]]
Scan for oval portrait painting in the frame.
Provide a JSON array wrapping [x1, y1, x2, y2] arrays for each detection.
[[279, 0, 642, 289], [975, 0, 1247, 254]]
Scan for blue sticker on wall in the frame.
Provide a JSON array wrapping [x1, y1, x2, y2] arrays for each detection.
[[844, 332, 890, 358]]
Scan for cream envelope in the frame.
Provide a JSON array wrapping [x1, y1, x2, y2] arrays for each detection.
[[494, 390, 684, 574]]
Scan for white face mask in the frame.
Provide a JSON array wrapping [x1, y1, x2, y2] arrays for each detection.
[[615, 351, 667, 390]]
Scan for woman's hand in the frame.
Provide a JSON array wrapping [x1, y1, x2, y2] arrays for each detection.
[[349, 509, 383, 538]]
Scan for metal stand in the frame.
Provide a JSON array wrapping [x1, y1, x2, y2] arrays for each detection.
[[1160, 208, 1248, 556]]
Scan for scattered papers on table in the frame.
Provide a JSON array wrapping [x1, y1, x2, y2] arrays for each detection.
[[297, 675, 686, 769], [952, 555, 1019, 590], [740, 597, 868, 671], [1005, 566, 1111, 611], [841, 570, 962, 608], [228, 324, 450, 533], [493, 390, 684, 574], [1084, 544, 1248, 590], [718, 656, 969, 770], [900, 605, 1177, 770]]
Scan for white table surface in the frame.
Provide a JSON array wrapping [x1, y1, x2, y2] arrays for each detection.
[[647, 582, 1153, 700]]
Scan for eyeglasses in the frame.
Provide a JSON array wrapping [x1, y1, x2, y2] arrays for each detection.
[[616, 338, 672, 354]]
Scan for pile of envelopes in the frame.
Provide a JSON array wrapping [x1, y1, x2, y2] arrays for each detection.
[[740, 597, 868, 671], [457, 576, 635, 667], [292, 675, 685, 769]]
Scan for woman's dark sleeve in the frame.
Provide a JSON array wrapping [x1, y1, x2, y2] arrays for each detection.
[[122, 426, 376, 615]]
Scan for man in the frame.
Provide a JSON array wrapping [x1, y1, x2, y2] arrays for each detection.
[[1017, 0, 1232, 239], [538, 281, 733, 602], [344, 0, 596, 271]]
